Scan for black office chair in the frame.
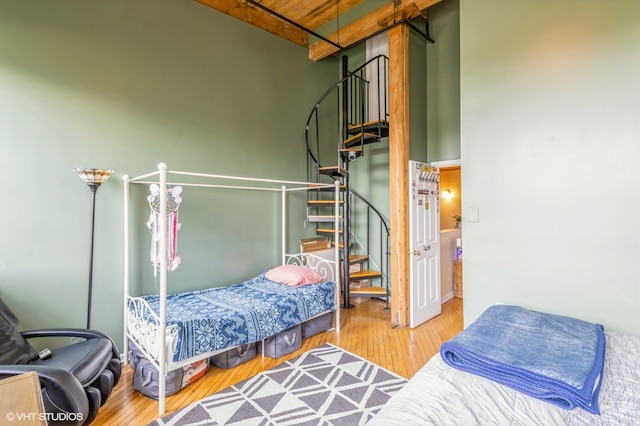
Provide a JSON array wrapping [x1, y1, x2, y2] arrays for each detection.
[[0, 297, 121, 425]]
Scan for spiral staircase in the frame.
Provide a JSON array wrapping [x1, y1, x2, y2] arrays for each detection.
[[305, 55, 390, 308]]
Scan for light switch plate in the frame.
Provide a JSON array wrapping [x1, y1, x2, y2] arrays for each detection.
[[468, 207, 479, 222]]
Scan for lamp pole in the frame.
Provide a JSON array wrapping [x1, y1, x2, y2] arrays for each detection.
[[86, 183, 98, 330], [74, 168, 112, 329]]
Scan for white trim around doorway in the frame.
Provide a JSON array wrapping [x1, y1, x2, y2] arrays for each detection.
[[431, 159, 461, 168]]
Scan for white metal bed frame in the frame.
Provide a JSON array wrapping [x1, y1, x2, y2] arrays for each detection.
[[123, 162, 341, 415]]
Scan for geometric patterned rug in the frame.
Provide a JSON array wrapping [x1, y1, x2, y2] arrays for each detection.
[[148, 343, 408, 426]]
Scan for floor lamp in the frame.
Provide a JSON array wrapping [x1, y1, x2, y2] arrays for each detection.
[[74, 168, 113, 329]]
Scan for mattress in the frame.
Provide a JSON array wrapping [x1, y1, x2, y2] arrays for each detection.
[[128, 273, 335, 362], [367, 331, 640, 425]]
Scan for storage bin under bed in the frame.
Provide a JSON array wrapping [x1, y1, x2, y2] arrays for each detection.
[[259, 324, 302, 359], [128, 340, 209, 399], [210, 343, 257, 369], [301, 311, 334, 338]]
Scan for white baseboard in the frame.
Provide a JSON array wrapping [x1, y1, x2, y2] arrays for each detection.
[[441, 291, 455, 303]]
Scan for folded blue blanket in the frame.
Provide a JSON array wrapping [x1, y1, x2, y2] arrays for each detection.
[[440, 304, 606, 414]]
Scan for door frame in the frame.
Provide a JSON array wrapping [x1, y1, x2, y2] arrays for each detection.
[[431, 159, 461, 168]]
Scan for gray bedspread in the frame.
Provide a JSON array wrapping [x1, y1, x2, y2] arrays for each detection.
[[367, 331, 640, 426]]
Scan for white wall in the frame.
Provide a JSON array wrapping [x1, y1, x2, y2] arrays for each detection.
[[440, 228, 461, 300], [460, 0, 640, 334]]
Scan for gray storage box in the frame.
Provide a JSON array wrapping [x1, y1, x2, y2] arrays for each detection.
[[301, 311, 334, 338], [259, 324, 302, 359], [128, 340, 208, 399], [210, 343, 257, 369]]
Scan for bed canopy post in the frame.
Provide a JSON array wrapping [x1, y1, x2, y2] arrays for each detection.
[[122, 175, 131, 365], [158, 162, 168, 415], [281, 185, 286, 264], [334, 180, 341, 334]]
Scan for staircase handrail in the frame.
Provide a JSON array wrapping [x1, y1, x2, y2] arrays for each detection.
[[348, 188, 390, 235], [304, 54, 389, 168], [349, 54, 389, 80], [348, 187, 391, 305], [304, 75, 359, 167]]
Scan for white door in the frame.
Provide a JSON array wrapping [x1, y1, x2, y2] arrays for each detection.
[[409, 160, 442, 328]]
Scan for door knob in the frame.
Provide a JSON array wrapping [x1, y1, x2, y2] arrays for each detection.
[[413, 250, 420, 256]]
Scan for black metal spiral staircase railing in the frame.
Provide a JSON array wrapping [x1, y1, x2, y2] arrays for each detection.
[[304, 54, 390, 308]]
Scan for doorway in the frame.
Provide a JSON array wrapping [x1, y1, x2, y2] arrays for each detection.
[[431, 159, 461, 302]]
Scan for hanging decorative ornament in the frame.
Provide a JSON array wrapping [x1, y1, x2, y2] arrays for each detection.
[[147, 184, 183, 276]]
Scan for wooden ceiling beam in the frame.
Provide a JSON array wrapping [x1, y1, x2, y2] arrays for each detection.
[[195, 0, 309, 48], [297, 0, 365, 31], [309, 0, 443, 62]]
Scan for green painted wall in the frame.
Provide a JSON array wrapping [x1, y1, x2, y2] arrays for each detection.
[[0, 0, 337, 349], [426, 0, 460, 162], [460, 0, 640, 335], [410, 26, 429, 163]]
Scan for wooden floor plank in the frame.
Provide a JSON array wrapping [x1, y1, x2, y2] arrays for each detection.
[[93, 298, 462, 425]]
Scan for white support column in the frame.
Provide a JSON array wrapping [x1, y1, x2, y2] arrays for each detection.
[[122, 175, 130, 364], [158, 163, 168, 415], [334, 180, 341, 334], [281, 185, 287, 264]]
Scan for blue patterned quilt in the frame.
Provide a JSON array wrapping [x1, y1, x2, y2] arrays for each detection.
[[138, 273, 335, 362]]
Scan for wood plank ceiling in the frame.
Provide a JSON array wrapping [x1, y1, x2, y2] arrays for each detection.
[[195, 0, 444, 61]]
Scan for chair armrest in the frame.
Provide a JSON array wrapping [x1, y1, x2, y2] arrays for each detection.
[[21, 328, 109, 341], [0, 365, 89, 422], [21, 329, 121, 361]]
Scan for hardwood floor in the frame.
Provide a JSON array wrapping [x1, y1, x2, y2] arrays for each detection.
[[94, 297, 463, 425]]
